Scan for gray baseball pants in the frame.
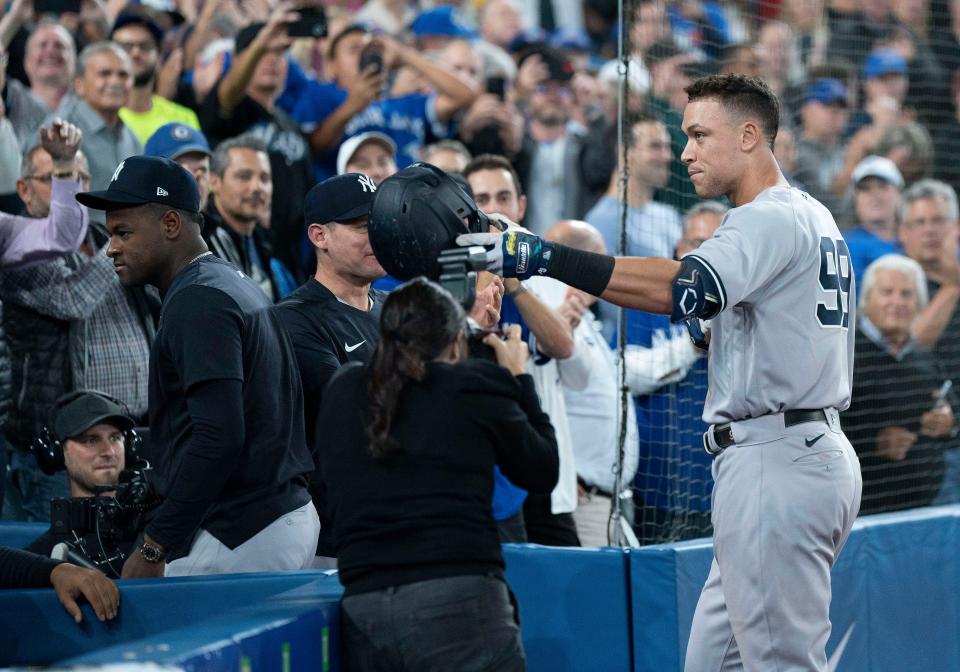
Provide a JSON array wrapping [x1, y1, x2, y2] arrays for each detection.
[[685, 409, 862, 672]]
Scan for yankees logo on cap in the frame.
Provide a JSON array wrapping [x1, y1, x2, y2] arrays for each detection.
[[357, 174, 377, 193], [111, 160, 126, 183], [304, 173, 378, 226], [76, 155, 201, 213]]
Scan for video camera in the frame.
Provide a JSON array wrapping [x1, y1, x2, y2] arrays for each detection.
[[49, 466, 161, 578]]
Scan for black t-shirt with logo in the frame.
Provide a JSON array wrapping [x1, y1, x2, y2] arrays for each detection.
[[274, 279, 386, 554], [146, 255, 312, 557]]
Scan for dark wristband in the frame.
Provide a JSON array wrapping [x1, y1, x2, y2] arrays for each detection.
[[542, 242, 616, 297]]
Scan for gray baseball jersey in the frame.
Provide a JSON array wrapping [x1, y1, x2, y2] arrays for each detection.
[[686, 185, 855, 425]]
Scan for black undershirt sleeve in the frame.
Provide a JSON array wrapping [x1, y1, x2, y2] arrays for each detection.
[[0, 547, 62, 589], [545, 243, 616, 297], [145, 378, 245, 551]]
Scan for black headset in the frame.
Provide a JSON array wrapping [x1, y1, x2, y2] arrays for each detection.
[[31, 390, 144, 476]]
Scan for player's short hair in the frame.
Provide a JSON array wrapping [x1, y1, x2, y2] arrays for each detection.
[[685, 74, 780, 149], [683, 201, 728, 230], [900, 178, 960, 223], [462, 154, 524, 198], [859, 254, 929, 311], [142, 201, 205, 230], [210, 134, 270, 178], [77, 41, 132, 79]]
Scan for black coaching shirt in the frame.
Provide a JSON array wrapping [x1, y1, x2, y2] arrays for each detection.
[[275, 279, 387, 442], [275, 279, 386, 555], [146, 255, 313, 556]]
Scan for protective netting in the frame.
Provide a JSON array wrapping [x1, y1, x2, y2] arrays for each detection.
[[612, 0, 960, 546]]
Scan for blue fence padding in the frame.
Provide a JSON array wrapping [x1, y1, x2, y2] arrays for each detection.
[[829, 506, 960, 672], [628, 545, 689, 672], [629, 505, 960, 672], [503, 544, 632, 672], [3, 506, 960, 671], [0, 570, 338, 667], [0, 521, 47, 549], [62, 577, 344, 672]]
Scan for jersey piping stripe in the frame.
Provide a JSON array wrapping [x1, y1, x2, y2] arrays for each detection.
[[685, 253, 727, 312]]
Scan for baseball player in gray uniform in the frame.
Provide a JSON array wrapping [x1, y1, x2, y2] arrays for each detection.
[[460, 74, 862, 671]]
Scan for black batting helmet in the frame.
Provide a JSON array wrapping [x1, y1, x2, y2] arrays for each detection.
[[369, 163, 492, 280]]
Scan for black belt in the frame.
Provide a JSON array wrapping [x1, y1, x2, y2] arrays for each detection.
[[704, 409, 829, 455]]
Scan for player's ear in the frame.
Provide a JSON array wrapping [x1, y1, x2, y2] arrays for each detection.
[[740, 120, 762, 152], [307, 222, 329, 250], [160, 208, 183, 240]]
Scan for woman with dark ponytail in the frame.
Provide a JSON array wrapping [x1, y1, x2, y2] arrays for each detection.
[[318, 277, 559, 672]]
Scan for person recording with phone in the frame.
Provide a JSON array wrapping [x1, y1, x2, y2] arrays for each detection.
[[318, 277, 558, 671], [289, 22, 476, 179], [198, 3, 314, 282]]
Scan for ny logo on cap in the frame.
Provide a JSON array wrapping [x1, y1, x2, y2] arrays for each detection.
[[357, 175, 377, 193], [111, 160, 126, 183], [157, 187, 169, 197]]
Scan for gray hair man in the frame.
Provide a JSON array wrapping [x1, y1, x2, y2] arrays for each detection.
[[845, 253, 954, 514], [54, 42, 142, 194]]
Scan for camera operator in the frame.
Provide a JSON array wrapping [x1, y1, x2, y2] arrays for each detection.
[[25, 391, 137, 558], [319, 278, 558, 671]]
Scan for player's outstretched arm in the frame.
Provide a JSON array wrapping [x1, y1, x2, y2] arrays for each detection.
[[601, 257, 678, 314], [457, 230, 679, 316]]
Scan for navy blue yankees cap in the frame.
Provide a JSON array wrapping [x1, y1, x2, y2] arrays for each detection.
[[304, 172, 378, 226], [76, 155, 201, 213]]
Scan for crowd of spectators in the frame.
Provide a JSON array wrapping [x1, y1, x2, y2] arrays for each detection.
[[0, 0, 959, 567]]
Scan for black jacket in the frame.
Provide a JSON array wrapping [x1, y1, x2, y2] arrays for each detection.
[[319, 359, 559, 595], [843, 328, 951, 514], [203, 198, 280, 302]]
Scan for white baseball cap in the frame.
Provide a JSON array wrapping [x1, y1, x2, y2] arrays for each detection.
[[852, 155, 904, 189], [336, 132, 397, 176]]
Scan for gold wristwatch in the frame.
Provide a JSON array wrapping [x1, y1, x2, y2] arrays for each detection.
[[139, 539, 165, 563]]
